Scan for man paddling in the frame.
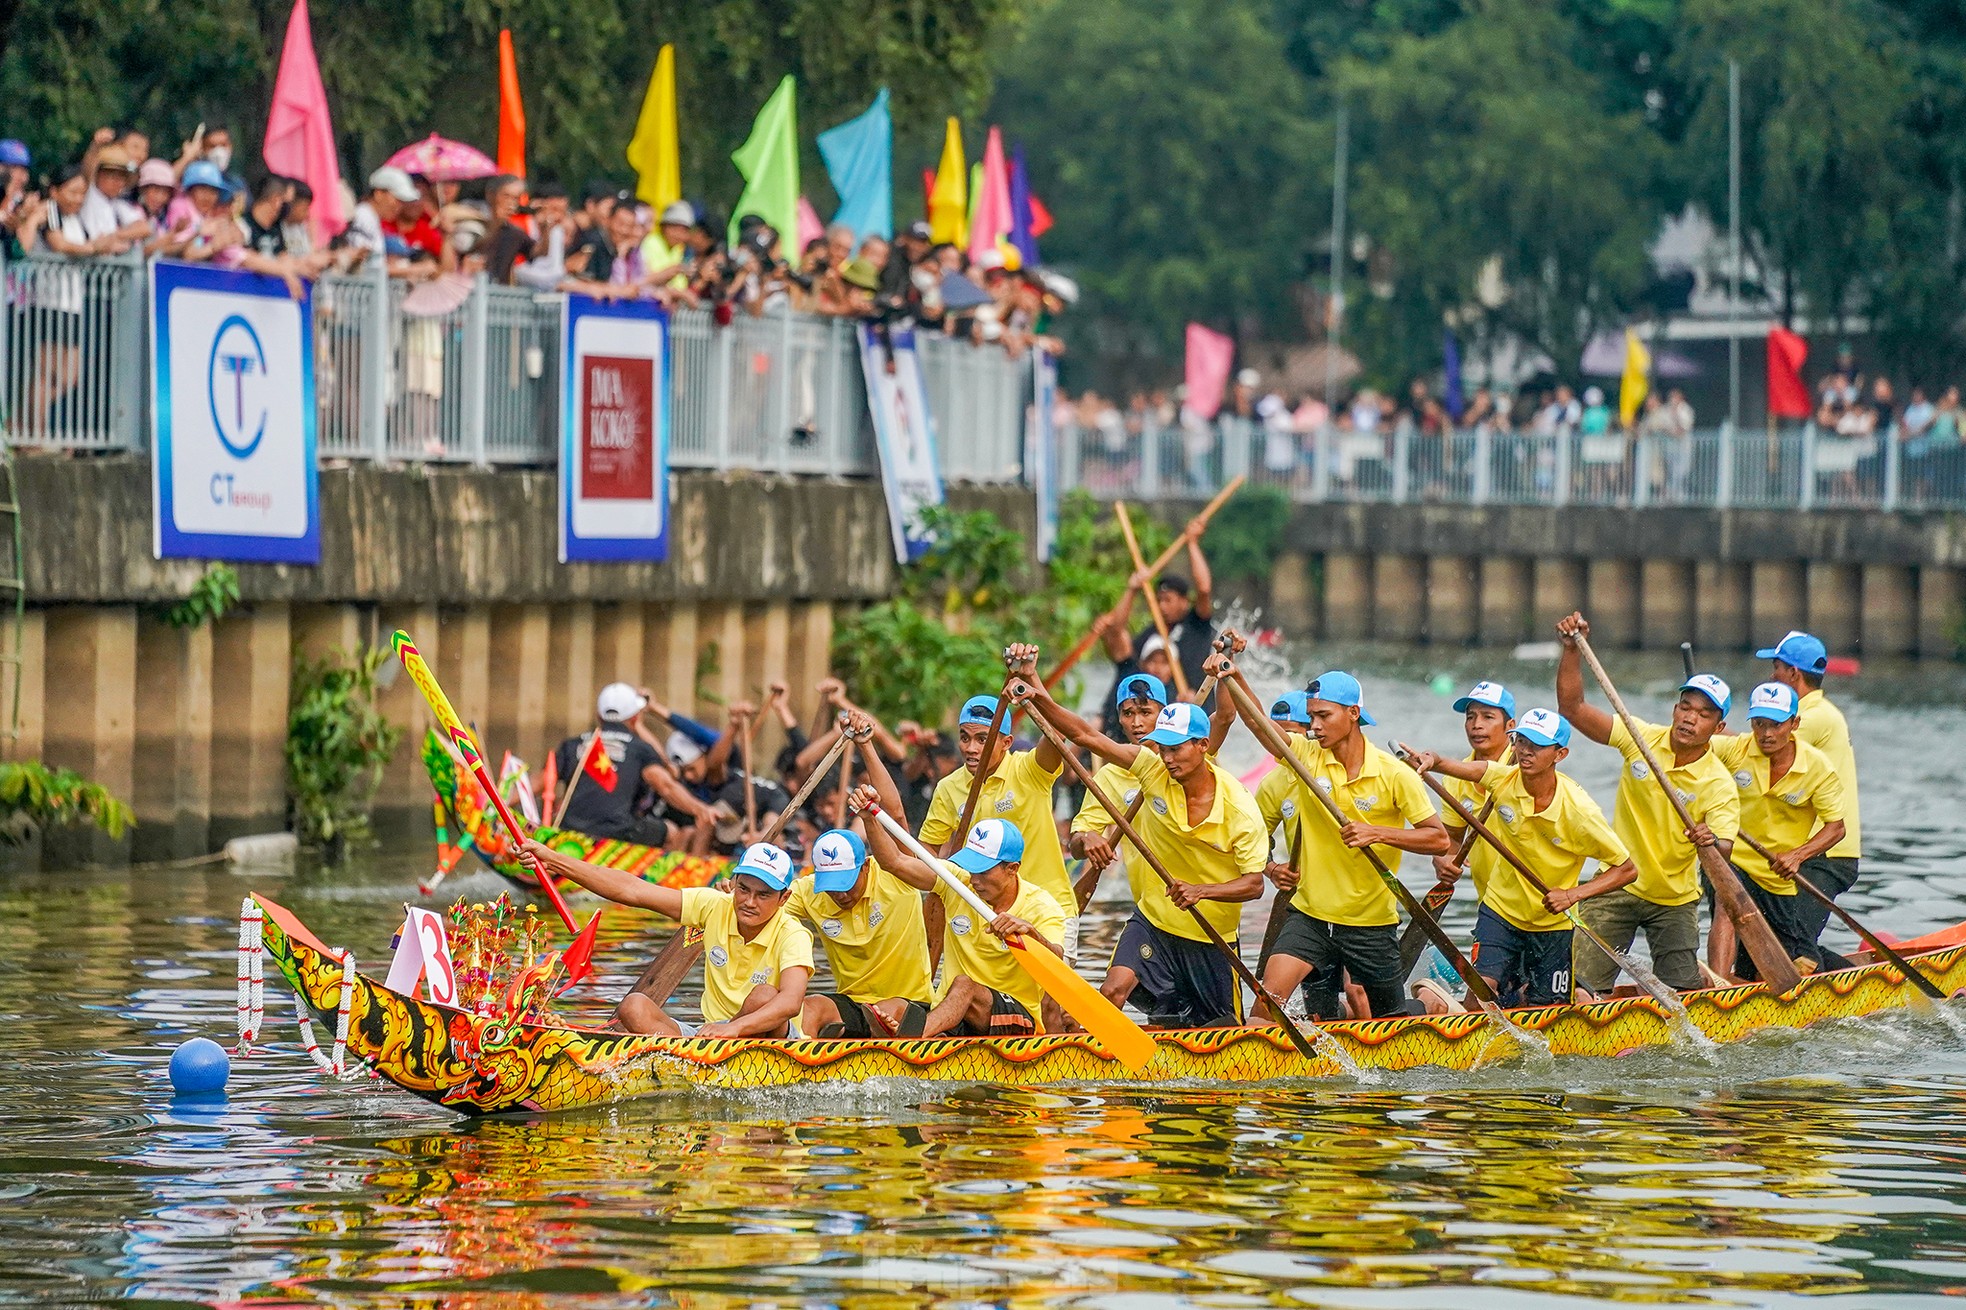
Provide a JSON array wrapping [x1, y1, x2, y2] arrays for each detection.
[[1706, 682, 1848, 978], [855, 802, 1069, 1037], [548, 684, 716, 852], [1405, 708, 1638, 1007], [1015, 649, 1267, 1028], [1555, 613, 1739, 994], [518, 839, 812, 1037], [1230, 661, 1453, 1021], [1756, 630, 1864, 950], [1432, 681, 1517, 888], [1070, 671, 1169, 911]]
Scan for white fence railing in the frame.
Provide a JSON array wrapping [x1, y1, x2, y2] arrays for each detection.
[[1060, 415, 1966, 511], [0, 250, 1026, 482]]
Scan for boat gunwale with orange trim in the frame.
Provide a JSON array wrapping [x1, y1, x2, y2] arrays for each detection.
[[251, 893, 1966, 1116]]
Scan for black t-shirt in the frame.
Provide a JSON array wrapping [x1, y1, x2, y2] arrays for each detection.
[[243, 209, 286, 257], [553, 727, 660, 841], [1133, 613, 1218, 709], [707, 772, 788, 854], [487, 220, 535, 285], [572, 226, 616, 282]]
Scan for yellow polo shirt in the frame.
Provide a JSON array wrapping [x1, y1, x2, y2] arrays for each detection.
[[1709, 736, 1846, 896], [920, 749, 1071, 911], [932, 866, 1068, 1027], [1255, 763, 1306, 864], [1471, 762, 1630, 932], [1435, 752, 1504, 901], [1797, 689, 1861, 859], [783, 861, 932, 1003], [679, 886, 814, 1022], [1072, 761, 1146, 902], [1606, 718, 1740, 907], [1123, 749, 1268, 942], [1283, 736, 1437, 927]]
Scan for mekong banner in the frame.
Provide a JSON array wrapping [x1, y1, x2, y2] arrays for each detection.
[[857, 322, 944, 562], [150, 261, 319, 563], [559, 294, 672, 562]]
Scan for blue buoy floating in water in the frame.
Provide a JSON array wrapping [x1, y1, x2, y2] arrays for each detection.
[[168, 1037, 230, 1097]]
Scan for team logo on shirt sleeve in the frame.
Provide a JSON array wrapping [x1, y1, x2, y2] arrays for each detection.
[[708, 946, 729, 967], [1630, 760, 1650, 780], [952, 914, 973, 936], [1152, 797, 1170, 815], [820, 918, 843, 938], [1734, 770, 1753, 788], [1280, 799, 1297, 818], [1498, 804, 1517, 825]]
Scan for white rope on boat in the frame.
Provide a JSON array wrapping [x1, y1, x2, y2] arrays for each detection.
[[286, 942, 379, 1082], [234, 899, 264, 1055]]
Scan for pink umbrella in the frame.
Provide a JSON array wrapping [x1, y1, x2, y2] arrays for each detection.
[[384, 133, 497, 182]]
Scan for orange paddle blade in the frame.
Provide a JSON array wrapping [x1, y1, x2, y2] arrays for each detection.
[[1008, 938, 1157, 1071]]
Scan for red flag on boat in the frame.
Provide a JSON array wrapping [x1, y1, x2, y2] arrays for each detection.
[[1766, 326, 1811, 419], [582, 732, 619, 791]]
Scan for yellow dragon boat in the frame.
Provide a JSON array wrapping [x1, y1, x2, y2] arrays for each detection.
[[252, 893, 1966, 1116]]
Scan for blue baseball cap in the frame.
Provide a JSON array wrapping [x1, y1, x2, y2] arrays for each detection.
[[1115, 673, 1168, 708], [1269, 690, 1312, 725], [809, 829, 867, 893], [1746, 682, 1800, 723], [182, 160, 230, 194], [1143, 701, 1211, 746], [1510, 707, 1572, 748], [1453, 680, 1517, 719], [732, 842, 797, 891], [1755, 630, 1828, 676], [958, 695, 1001, 726], [951, 818, 1025, 874], [0, 140, 28, 169], [1680, 673, 1732, 717], [1306, 671, 1376, 726]]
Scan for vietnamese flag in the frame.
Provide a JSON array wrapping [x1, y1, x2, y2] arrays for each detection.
[[582, 733, 618, 791], [1767, 327, 1811, 419]]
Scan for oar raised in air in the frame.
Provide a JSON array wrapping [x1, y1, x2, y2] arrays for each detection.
[[393, 631, 602, 986], [1567, 629, 1805, 996], [1218, 668, 1502, 1011], [625, 720, 860, 1010], [1115, 502, 1192, 701], [1732, 830, 1946, 1001], [1393, 743, 1685, 1012], [1009, 678, 1322, 1060], [860, 797, 1158, 1071]]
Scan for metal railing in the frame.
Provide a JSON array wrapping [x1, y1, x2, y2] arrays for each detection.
[[0, 250, 1028, 482], [1059, 414, 1966, 511]]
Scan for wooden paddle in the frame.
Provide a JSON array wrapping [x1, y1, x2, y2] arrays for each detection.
[[1219, 669, 1502, 1010], [950, 677, 1015, 852], [1013, 688, 1319, 1058], [393, 631, 601, 985], [1394, 746, 1686, 1012], [1732, 830, 1945, 1000], [1396, 799, 1490, 973], [862, 799, 1157, 1070], [1115, 502, 1192, 700], [624, 722, 858, 1008], [1567, 630, 1805, 996]]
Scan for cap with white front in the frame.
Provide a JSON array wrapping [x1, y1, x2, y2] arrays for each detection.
[[1306, 670, 1376, 726], [367, 165, 420, 203], [1143, 702, 1211, 747], [1452, 680, 1517, 719], [596, 681, 647, 723], [732, 842, 796, 891], [951, 818, 1025, 874], [810, 829, 868, 893], [667, 731, 705, 767], [1754, 630, 1829, 675], [1680, 673, 1732, 717], [1510, 707, 1572, 749], [1746, 682, 1800, 723]]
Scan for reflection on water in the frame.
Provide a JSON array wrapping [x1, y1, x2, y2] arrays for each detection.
[[4, 652, 1966, 1306]]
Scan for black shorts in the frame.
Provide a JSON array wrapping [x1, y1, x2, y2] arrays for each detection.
[[1268, 906, 1413, 1020], [1707, 864, 1820, 977], [810, 991, 929, 1038], [1109, 914, 1241, 1027], [949, 988, 1035, 1037], [1471, 904, 1572, 1006]]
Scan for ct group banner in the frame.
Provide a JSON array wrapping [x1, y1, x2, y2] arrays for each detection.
[[150, 261, 318, 563], [1026, 349, 1060, 562], [857, 323, 945, 563], [560, 294, 672, 562]]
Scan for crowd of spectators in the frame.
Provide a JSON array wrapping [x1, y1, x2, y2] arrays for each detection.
[[0, 124, 1072, 361]]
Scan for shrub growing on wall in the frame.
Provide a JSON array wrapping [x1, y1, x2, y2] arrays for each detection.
[[287, 645, 403, 859]]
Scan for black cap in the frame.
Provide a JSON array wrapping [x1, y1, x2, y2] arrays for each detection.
[[1156, 573, 1192, 597], [905, 219, 932, 241]]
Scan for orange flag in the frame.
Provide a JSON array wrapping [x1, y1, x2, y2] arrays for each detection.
[[496, 29, 526, 179]]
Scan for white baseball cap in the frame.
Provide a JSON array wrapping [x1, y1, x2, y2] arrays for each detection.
[[367, 166, 420, 204], [732, 842, 796, 891], [951, 818, 1025, 874], [667, 731, 704, 766], [596, 682, 647, 723]]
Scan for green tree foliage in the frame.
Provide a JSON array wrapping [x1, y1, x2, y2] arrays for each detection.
[[286, 644, 403, 858], [0, 761, 134, 846]]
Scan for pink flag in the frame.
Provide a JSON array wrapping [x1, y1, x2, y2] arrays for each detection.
[[1185, 324, 1235, 420], [968, 126, 1013, 263], [262, 0, 346, 242], [796, 195, 825, 252]]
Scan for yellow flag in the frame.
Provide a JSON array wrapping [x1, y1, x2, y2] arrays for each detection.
[[1619, 328, 1651, 427], [929, 118, 967, 245], [626, 44, 680, 210]]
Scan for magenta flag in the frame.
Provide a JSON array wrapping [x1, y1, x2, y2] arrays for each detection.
[[968, 126, 1013, 263], [262, 0, 345, 241], [796, 195, 825, 252], [1185, 324, 1235, 420]]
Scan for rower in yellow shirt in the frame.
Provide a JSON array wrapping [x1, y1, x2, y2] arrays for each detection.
[[1432, 681, 1517, 895], [1405, 708, 1638, 1006], [783, 828, 933, 1037], [1706, 681, 1847, 980], [519, 839, 812, 1037], [1755, 630, 1863, 955], [1555, 612, 1739, 994], [1069, 671, 1170, 912], [857, 800, 1069, 1036]]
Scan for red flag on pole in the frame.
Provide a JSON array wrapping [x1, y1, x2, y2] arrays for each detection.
[[581, 732, 619, 791], [1766, 327, 1811, 419], [496, 29, 526, 179]]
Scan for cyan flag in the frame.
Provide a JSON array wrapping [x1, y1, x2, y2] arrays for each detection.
[[817, 87, 892, 240]]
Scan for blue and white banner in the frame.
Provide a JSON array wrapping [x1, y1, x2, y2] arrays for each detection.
[[150, 262, 318, 563], [559, 294, 671, 563], [858, 323, 944, 563], [1026, 348, 1060, 561]]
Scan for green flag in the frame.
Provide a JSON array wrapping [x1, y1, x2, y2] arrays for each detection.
[[731, 74, 799, 250]]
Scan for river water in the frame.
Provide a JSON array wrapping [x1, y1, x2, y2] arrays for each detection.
[[5, 646, 1966, 1308]]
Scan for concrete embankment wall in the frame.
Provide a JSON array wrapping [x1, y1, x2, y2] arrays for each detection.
[[14, 458, 1029, 863]]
